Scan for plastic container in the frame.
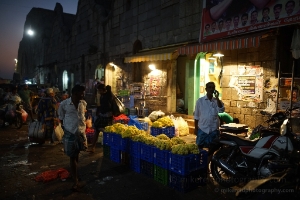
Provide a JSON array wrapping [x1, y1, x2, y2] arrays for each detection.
[[169, 152, 207, 175], [110, 147, 121, 163], [162, 126, 175, 138], [154, 165, 168, 186], [150, 127, 165, 136], [140, 143, 154, 163], [103, 132, 111, 146], [153, 148, 170, 169], [110, 134, 130, 152], [130, 156, 140, 173], [130, 141, 141, 158], [140, 160, 154, 178]]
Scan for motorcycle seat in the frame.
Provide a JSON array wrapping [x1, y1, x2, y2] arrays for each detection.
[[222, 133, 258, 146]]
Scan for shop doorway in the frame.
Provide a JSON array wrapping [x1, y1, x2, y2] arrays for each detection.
[[184, 52, 222, 115]]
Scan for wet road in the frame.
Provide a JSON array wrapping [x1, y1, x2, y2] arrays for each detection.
[[0, 123, 237, 200]]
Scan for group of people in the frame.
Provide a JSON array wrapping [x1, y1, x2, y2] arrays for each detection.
[[1, 81, 115, 191]]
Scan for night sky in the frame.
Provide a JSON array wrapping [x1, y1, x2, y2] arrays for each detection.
[[0, 0, 77, 80]]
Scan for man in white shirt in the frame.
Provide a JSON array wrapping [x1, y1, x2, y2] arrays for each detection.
[[194, 82, 225, 167], [58, 85, 87, 192]]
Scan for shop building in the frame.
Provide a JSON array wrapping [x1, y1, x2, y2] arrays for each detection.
[[17, 0, 300, 130]]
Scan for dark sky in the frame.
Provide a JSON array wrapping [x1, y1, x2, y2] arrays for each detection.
[[0, 0, 77, 80]]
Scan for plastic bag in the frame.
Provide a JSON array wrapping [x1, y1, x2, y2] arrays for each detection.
[[86, 116, 93, 128], [128, 115, 142, 130], [21, 108, 28, 123], [176, 117, 189, 136], [170, 115, 179, 137], [111, 94, 125, 116], [28, 121, 44, 139], [148, 110, 165, 122], [53, 123, 64, 141]]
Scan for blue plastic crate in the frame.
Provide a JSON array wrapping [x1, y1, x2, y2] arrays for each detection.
[[154, 165, 168, 186], [110, 147, 121, 163], [150, 127, 165, 136], [169, 153, 203, 175], [109, 133, 130, 152], [103, 132, 111, 145], [168, 169, 207, 193], [140, 160, 154, 178], [199, 150, 208, 168], [130, 156, 140, 173], [140, 143, 154, 163], [162, 126, 175, 138], [153, 148, 170, 169], [130, 141, 141, 158]]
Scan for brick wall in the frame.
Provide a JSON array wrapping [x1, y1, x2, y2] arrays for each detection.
[[221, 36, 278, 128]]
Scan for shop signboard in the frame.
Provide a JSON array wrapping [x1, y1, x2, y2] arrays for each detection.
[[229, 65, 263, 102], [200, 0, 300, 42]]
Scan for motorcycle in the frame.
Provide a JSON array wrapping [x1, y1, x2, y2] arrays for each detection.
[[249, 110, 287, 139], [210, 107, 300, 188], [0, 101, 23, 129], [236, 112, 300, 199]]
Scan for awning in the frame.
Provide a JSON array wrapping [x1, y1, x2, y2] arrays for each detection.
[[124, 47, 179, 63], [178, 36, 261, 55]]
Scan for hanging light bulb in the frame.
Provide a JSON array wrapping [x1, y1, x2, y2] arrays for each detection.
[[213, 52, 224, 57]]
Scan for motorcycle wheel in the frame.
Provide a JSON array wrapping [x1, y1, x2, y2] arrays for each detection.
[[211, 147, 239, 187], [14, 114, 23, 129]]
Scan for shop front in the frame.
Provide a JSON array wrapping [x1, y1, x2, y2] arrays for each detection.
[[118, 47, 179, 115], [177, 35, 262, 119]]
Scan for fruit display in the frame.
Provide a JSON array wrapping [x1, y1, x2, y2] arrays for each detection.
[[151, 116, 174, 128]]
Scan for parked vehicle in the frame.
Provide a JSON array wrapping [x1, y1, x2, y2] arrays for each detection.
[[236, 111, 300, 199], [0, 102, 23, 129], [210, 107, 300, 188]]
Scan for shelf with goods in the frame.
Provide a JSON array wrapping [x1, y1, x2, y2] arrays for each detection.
[[276, 63, 300, 134], [277, 77, 300, 114]]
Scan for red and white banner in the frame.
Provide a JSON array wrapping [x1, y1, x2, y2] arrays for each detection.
[[200, 0, 300, 42]]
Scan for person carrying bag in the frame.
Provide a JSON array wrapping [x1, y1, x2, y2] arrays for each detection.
[[89, 84, 114, 153]]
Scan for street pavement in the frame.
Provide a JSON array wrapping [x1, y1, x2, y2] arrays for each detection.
[[0, 123, 237, 200]]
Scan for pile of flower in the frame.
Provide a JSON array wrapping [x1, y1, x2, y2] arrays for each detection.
[[171, 143, 200, 155], [153, 134, 173, 150], [104, 123, 145, 138], [152, 116, 174, 128]]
